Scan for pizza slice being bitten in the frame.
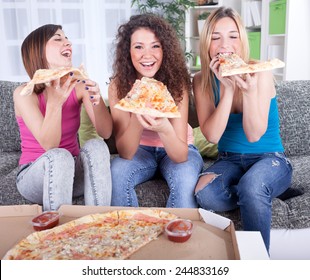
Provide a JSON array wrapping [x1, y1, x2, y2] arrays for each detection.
[[114, 77, 181, 118], [218, 53, 285, 77], [20, 64, 89, 96]]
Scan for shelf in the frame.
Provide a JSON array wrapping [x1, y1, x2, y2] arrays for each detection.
[[190, 66, 201, 71], [268, 34, 285, 37]]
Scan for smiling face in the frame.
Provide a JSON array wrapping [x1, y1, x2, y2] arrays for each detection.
[[45, 29, 72, 69], [130, 28, 163, 79], [209, 17, 241, 59]]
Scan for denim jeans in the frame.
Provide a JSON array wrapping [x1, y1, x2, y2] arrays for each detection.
[[16, 139, 112, 211], [195, 152, 293, 251], [111, 144, 203, 208]]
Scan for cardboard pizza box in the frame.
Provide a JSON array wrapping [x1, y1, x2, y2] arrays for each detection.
[[0, 204, 240, 260], [0, 204, 42, 259]]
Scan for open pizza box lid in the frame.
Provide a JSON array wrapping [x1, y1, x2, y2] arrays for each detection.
[[0, 204, 240, 260]]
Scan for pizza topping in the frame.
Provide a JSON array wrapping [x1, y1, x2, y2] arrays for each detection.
[[114, 77, 181, 118]]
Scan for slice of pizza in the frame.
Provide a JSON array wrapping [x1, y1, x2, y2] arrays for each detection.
[[114, 77, 181, 118], [218, 53, 285, 77], [20, 64, 89, 96]]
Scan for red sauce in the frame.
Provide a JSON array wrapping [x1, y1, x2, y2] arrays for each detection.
[[32, 211, 59, 231], [165, 219, 193, 243]]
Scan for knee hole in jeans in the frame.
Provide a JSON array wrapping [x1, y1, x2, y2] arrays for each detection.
[[195, 173, 219, 193]]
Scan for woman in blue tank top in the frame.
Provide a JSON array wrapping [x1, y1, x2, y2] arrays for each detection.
[[192, 7, 292, 253]]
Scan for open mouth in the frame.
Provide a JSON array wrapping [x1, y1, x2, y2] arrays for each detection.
[[61, 50, 72, 58], [217, 52, 233, 57], [141, 62, 155, 67]]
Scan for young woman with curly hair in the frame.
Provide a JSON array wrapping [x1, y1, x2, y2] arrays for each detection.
[[108, 14, 203, 208]]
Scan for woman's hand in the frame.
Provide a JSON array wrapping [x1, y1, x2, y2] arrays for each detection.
[[83, 79, 101, 106], [45, 73, 77, 108], [209, 55, 235, 92], [232, 73, 258, 96], [136, 114, 172, 134]]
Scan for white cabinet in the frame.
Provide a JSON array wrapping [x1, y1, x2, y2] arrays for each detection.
[[185, 1, 223, 74], [242, 0, 310, 81]]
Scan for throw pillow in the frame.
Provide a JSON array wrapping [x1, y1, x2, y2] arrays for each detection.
[[193, 127, 218, 159], [78, 105, 101, 147]]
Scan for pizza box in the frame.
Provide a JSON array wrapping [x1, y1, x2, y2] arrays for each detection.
[[0, 204, 240, 260], [0, 204, 42, 259]]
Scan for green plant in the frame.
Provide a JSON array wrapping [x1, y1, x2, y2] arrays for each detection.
[[131, 0, 195, 60], [198, 12, 210, 20]]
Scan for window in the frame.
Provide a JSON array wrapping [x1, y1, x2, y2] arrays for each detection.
[[0, 0, 131, 99]]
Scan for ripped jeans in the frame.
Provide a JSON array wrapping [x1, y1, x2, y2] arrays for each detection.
[[195, 152, 293, 251], [16, 139, 112, 211]]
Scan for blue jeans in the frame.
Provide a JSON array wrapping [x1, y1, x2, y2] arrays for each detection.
[[111, 145, 203, 208], [16, 139, 112, 211], [195, 152, 293, 251]]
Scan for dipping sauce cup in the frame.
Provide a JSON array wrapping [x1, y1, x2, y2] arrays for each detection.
[[165, 219, 193, 243], [32, 211, 60, 231]]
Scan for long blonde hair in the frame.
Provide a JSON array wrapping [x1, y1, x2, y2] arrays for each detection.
[[199, 7, 250, 103]]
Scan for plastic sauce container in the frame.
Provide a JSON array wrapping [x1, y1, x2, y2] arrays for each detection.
[[32, 211, 60, 231], [165, 219, 193, 243]]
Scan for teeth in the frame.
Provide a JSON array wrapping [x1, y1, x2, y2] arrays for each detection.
[[142, 62, 154, 66], [218, 52, 233, 57]]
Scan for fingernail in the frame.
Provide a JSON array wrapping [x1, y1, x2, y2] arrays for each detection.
[[85, 86, 89, 90]]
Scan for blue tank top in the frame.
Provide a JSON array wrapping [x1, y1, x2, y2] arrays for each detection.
[[214, 80, 284, 153]]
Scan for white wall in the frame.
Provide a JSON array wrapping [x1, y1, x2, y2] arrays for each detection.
[[285, 0, 310, 80], [223, 0, 242, 13]]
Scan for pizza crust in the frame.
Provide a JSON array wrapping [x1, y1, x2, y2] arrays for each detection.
[[20, 65, 89, 96]]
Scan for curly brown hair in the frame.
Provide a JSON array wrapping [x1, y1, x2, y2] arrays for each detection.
[[111, 13, 191, 104]]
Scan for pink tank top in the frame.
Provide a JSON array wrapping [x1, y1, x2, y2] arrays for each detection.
[[139, 124, 194, 147], [16, 89, 81, 165]]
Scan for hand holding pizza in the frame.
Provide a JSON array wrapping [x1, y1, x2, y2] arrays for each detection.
[[45, 72, 77, 107], [136, 114, 172, 134], [210, 55, 236, 94], [232, 73, 258, 95]]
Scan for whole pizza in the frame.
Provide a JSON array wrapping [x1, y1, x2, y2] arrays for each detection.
[[3, 209, 177, 260]]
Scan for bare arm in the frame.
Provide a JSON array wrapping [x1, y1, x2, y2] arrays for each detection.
[[77, 80, 113, 140], [234, 71, 275, 142], [193, 70, 235, 144], [108, 81, 143, 159], [14, 76, 76, 151]]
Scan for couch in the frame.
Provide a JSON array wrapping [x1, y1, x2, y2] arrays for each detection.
[[1, 79, 310, 232]]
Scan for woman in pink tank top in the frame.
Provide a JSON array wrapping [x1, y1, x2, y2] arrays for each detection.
[[108, 14, 203, 208], [14, 24, 113, 211]]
